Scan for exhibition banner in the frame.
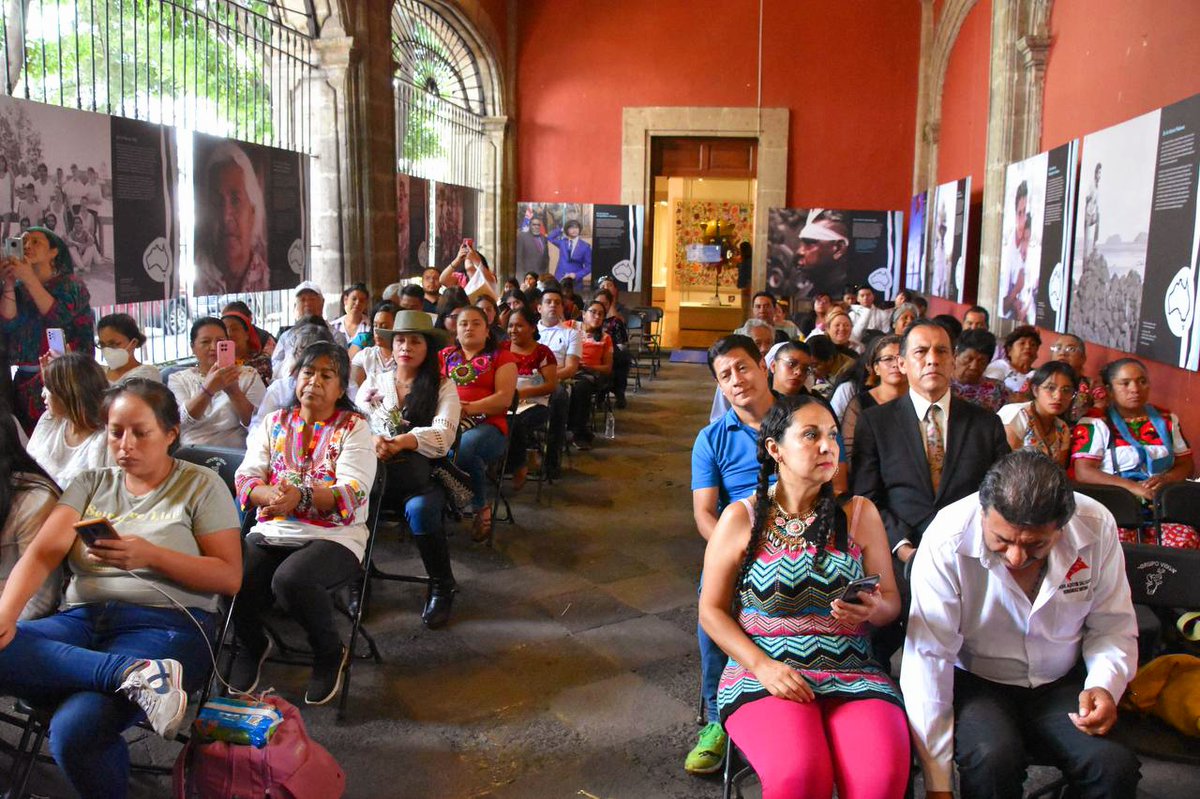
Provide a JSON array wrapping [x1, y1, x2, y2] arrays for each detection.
[[926, 177, 970, 303], [1000, 141, 1079, 331], [397, 173, 429, 278], [592, 204, 644, 292], [905, 192, 928, 293], [1069, 92, 1200, 368], [434, 181, 478, 271], [767, 207, 904, 301], [193, 132, 307, 296], [516, 201, 643, 290], [0, 95, 179, 306]]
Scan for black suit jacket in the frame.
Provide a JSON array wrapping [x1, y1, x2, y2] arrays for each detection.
[[851, 394, 1010, 551]]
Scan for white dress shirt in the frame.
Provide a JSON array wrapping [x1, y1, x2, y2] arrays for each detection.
[[850, 304, 890, 339], [536, 321, 582, 366], [900, 493, 1137, 792]]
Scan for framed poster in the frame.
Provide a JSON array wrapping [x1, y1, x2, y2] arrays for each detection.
[[927, 177, 970, 303], [905, 192, 928, 293], [767, 207, 904, 302]]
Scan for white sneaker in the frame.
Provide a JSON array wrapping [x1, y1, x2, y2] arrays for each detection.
[[118, 658, 187, 738]]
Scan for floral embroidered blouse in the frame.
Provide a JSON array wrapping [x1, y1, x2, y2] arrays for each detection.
[[1, 272, 95, 365], [235, 408, 378, 561], [439, 346, 517, 434]]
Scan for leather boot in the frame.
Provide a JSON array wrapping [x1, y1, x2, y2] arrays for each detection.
[[413, 534, 457, 629]]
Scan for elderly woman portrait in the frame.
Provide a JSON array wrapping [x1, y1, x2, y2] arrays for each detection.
[[195, 142, 269, 296]]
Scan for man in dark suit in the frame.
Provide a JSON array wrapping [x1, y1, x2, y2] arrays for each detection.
[[516, 215, 550, 276], [852, 319, 1010, 651]]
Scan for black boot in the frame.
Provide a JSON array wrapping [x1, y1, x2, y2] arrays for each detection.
[[413, 534, 457, 629]]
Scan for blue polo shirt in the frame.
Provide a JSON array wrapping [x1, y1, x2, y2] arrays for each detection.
[[691, 406, 847, 513]]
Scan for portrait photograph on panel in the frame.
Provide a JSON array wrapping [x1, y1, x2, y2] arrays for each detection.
[[905, 192, 927, 292]]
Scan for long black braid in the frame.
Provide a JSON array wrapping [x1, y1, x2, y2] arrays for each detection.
[[734, 395, 850, 605]]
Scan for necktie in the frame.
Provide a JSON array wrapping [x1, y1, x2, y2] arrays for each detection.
[[569, 239, 575, 258], [924, 404, 944, 491]]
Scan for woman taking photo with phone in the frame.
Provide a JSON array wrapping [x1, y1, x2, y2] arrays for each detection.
[[168, 317, 266, 449], [699, 394, 908, 799], [0, 226, 95, 433], [0, 379, 242, 797]]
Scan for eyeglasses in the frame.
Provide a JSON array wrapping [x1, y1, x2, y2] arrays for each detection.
[[1037, 384, 1076, 398], [1050, 344, 1083, 354], [776, 358, 813, 376], [876, 355, 901, 368]]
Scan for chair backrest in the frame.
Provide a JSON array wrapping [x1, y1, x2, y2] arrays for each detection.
[[175, 446, 245, 501], [160, 364, 189, 384], [1156, 481, 1200, 528], [1070, 483, 1144, 529], [1122, 543, 1200, 608]]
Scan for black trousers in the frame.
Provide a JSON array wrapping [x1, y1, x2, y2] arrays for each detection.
[[612, 348, 630, 400], [233, 538, 361, 657], [567, 373, 605, 435], [953, 668, 1140, 799], [508, 404, 550, 469]]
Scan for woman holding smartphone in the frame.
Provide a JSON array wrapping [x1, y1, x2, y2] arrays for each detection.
[[168, 317, 265, 449], [0, 379, 242, 797], [0, 226, 95, 434], [699, 394, 908, 799]]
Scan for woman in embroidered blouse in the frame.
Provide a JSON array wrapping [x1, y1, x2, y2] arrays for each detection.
[[998, 361, 1076, 468], [951, 328, 1008, 413], [984, 324, 1040, 397], [699, 394, 908, 799], [500, 306, 558, 490], [440, 306, 517, 542], [231, 342, 377, 705], [0, 227, 95, 433], [168, 317, 266, 449], [356, 311, 461, 628]]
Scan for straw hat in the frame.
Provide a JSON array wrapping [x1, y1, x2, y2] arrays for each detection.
[[378, 310, 451, 347]]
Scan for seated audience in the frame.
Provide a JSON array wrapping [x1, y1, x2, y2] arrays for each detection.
[[436, 287, 470, 334], [501, 306, 558, 490], [826, 307, 863, 355], [330, 282, 371, 345], [251, 320, 338, 433], [738, 292, 789, 345], [699, 395, 908, 799], [806, 335, 854, 400], [903, 450, 1139, 799], [740, 319, 776, 359], [394, 283, 427, 315], [28, 353, 112, 486], [221, 300, 275, 356], [521, 271, 539, 293], [962, 304, 989, 331], [560, 276, 583, 321], [272, 282, 347, 378], [499, 288, 528, 330], [170, 317, 266, 449], [768, 340, 813, 398], [440, 306, 517, 542], [1049, 333, 1098, 423], [222, 308, 273, 386], [1071, 357, 1197, 548], [568, 301, 613, 448], [985, 324, 1040, 396], [502, 277, 521, 295], [536, 287, 581, 476], [849, 285, 889, 339], [357, 312, 460, 628], [593, 289, 630, 408], [795, 291, 833, 337], [772, 302, 801, 340], [97, 313, 161, 384], [0, 379, 241, 796], [232, 343, 376, 703], [0, 411, 63, 619], [841, 285, 858, 308], [349, 301, 398, 387], [951, 328, 1009, 412], [475, 293, 506, 342], [998, 362, 1077, 468], [839, 335, 907, 462], [931, 313, 962, 343], [910, 293, 929, 318], [440, 242, 498, 300], [421, 266, 441, 313], [889, 302, 918, 336], [595, 275, 630, 320]]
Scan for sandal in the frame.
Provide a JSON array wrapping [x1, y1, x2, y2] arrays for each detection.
[[472, 506, 493, 543], [512, 466, 528, 492]]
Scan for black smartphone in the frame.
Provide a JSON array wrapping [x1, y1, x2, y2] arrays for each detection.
[[74, 517, 121, 548], [839, 574, 881, 605]]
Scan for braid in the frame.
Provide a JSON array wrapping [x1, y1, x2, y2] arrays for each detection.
[[735, 442, 776, 605]]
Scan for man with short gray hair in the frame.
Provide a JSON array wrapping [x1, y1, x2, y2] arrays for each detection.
[[902, 449, 1139, 799]]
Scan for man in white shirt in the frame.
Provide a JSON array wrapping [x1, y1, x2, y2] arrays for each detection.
[[536, 286, 579, 471], [272, 282, 348, 379], [849, 285, 890, 339], [902, 449, 1139, 799]]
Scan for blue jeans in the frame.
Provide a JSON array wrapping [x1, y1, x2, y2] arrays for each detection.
[[0, 602, 215, 799], [382, 455, 444, 537], [697, 574, 725, 725], [456, 423, 508, 511]]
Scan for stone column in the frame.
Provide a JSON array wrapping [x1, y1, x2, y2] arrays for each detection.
[[481, 115, 510, 276], [309, 33, 359, 298]]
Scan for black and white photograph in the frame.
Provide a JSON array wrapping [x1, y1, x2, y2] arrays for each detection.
[[193, 133, 307, 297], [905, 191, 927, 292], [926, 177, 970, 303]]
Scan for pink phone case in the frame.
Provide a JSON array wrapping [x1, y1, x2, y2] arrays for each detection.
[[217, 340, 235, 368]]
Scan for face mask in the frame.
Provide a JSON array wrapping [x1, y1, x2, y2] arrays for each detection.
[[101, 346, 130, 370]]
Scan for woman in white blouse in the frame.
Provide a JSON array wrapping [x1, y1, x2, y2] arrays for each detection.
[[97, 313, 161, 384], [356, 310, 461, 629], [27, 353, 111, 486], [349, 300, 397, 388], [168, 317, 266, 449]]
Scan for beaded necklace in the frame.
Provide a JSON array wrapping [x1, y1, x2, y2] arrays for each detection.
[[764, 485, 820, 553]]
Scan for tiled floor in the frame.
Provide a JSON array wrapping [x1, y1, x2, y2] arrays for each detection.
[[4, 360, 1199, 797]]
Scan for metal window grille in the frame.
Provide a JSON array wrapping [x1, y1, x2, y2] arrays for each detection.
[[0, 0, 315, 366]]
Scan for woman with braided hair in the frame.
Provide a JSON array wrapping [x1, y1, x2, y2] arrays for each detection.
[[699, 394, 908, 799]]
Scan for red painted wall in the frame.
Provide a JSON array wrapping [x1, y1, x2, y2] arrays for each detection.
[[1040, 1, 1200, 456], [514, 1, 921, 211], [935, 0, 990, 191]]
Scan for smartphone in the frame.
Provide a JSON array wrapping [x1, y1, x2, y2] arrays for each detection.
[[839, 574, 881, 605], [46, 328, 66, 357], [1, 236, 21, 260], [216, 339, 236, 369], [74, 517, 121, 548], [462, 237, 474, 250]]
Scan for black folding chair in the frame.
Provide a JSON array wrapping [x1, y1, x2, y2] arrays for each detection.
[[174, 445, 245, 500], [1069, 483, 1145, 529], [1155, 481, 1200, 530]]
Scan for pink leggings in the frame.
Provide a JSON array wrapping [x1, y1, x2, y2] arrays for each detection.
[[725, 695, 910, 799]]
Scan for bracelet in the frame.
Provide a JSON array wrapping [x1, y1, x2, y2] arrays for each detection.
[[297, 485, 313, 515], [201, 385, 214, 398]]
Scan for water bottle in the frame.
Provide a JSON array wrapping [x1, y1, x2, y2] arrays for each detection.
[[604, 411, 616, 440]]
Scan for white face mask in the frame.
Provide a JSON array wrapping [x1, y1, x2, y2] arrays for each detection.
[[101, 346, 130, 370]]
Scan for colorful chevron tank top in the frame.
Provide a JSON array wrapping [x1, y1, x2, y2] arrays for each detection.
[[716, 497, 902, 722]]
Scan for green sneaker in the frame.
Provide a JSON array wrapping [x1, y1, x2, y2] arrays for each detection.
[[684, 721, 728, 775]]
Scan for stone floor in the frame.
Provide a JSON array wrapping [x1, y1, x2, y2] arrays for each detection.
[[3, 359, 1199, 797]]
